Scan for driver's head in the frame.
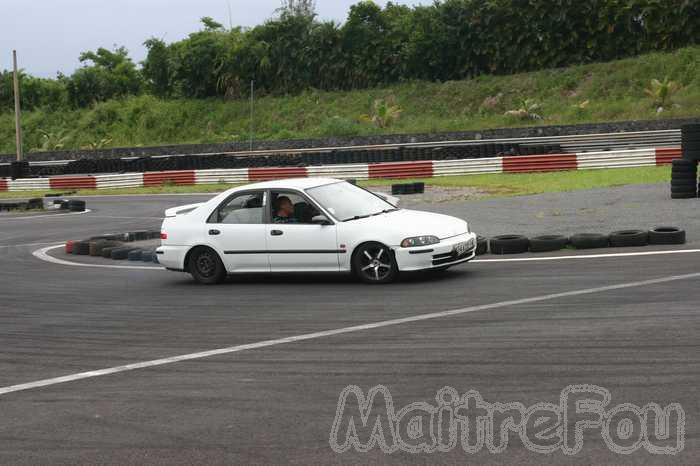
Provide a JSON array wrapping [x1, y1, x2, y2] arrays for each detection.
[[274, 196, 293, 216]]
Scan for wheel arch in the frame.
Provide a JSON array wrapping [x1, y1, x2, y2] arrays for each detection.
[[183, 244, 223, 273]]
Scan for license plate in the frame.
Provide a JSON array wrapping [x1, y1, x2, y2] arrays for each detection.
[[454, 241, 470, 256]]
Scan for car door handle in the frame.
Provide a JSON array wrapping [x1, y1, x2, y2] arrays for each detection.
[[271, 230, 284, 236], [208, 229, 221, 236]]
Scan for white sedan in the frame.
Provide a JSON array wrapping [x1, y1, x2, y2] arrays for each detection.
[[156, 178, 477, 284]]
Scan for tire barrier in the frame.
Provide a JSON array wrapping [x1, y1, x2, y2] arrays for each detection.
[[127, 249, 144, 261], [489, 235, 530, 255], [475, 236, 489, 256], [110, 247, 140, 260], [570, 233, 610, 249], [609, 230, 649, 247], [529, 235, 569, 253], [0, 198, 43, 212], [670, 158, 698, 199], [101, 246, 122, 259], [682, 124, 700, 162], [0, 147, 682, 191], [391, 182, 425, 195], [648, 227, 686, 245], [72, 240, 91, 255], [67, 199, 87, 212], [672, 125, 700, 199], [57, 225, 686, 265]]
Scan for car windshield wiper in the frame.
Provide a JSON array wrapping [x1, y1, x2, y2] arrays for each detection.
[[370, 208, 400, 216], [342, 214, 371, 222]]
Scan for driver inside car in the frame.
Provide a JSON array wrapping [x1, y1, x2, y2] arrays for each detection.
[[272, 196, 299, 224]]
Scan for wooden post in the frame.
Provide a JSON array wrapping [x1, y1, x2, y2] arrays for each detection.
[[12, 50, 23, 161], [249, 80, 254, 152]]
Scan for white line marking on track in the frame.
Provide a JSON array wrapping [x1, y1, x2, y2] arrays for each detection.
[[0, 241, 60, 249], [474, 248, 700, 262], [0, 209, 92, 220], [33, 245, 163, 270], [1, 270, 699, 396]]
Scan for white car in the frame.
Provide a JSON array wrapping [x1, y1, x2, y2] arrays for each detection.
[[156, 178, 477, 284]]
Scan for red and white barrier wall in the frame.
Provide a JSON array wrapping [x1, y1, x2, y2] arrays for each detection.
[[0, 147, 681, 192]]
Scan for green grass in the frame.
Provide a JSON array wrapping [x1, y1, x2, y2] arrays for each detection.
[[1, 46, 699, 154], [0, 166, 671, 200]]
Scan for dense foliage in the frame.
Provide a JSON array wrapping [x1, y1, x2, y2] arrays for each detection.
[[2, 0, 700, 113]]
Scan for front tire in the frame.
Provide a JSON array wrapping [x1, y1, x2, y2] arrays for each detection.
[[352, 242, 398, 284], [189, 247, 226, 285]]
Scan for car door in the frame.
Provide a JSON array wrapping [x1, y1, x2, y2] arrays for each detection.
[[206, 190, 269, 273], [266, 190, 340, 272]]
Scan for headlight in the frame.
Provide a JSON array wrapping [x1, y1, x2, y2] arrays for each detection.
[[401, 235, 440, 248]]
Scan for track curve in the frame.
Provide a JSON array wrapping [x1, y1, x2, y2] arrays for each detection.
[[0, 193, 698, 464]]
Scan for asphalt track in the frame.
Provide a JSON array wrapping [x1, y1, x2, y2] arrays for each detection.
[[0, 193, 699, 465]]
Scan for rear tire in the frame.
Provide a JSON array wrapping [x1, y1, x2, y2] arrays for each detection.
[[189, 247, 226, 285], [352, 242, 398, 284]]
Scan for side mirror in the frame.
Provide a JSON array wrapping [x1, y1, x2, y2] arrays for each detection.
[[312, 215, 332, 225]]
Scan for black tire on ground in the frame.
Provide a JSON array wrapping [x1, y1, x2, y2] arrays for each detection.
[[570, 233, 609, 249], [188, 246, 227, 284], [671, 174, 697, 182], [476, 236, 489, 255], [73, 241, 90, 255], [127, 249, 143, 261], [529, 235, 569, 253], [648, 227, 686, 245], [148, 230, 162, 240], [671, 192, 697, 199], [68, 199, 86, 212], [141, 250, 155, 262], [111, 247, 139, 260], [609, 230, 649, 247], [672, 159, 697, 171], [352, 242, 399, 284], [412, 182, 425, 194], [59, 200, 70, 210], [682, 150, 700, 161], [89, 240, 106, 256], [92, 240, 121, 256], [102, 246, 121, 258], [489, 235, 530, 255], [391, 184, 405, 195]]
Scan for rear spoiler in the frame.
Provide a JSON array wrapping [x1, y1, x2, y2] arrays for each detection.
[[164, 203, 203, 218]]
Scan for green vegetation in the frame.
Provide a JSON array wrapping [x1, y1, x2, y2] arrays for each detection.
[[1, 44, 699, 153], [0, 166, 671, 200], [1, 0, 700, 154]]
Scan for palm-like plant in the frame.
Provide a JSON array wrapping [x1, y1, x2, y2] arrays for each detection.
[[505, 99, 543, 120], [81, 137, 113, 150], [361, 98, 402, 128], [36, 130, 70, 151], [645, 77, 680, 109]]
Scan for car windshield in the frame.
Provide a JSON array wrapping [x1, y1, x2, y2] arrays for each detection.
[[306, 182, 397, 222]]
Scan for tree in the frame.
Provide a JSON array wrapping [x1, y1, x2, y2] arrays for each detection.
[[143, 38, 171, 97], [66, 46, 142, 107], [277, 0, 316, 18]]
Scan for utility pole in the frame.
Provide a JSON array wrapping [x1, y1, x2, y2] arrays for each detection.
[[12, 50, 23, 161], [249, 80, 254, 152]]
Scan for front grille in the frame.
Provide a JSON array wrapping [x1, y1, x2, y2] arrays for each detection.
[[432, 247, 475, 266]]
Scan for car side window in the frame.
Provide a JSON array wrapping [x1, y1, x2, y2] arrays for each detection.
[[210, 192, 265, 224], [270, 191, 320, 224]]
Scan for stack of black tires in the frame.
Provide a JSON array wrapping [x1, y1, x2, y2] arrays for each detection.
[[672, 124, 700, 199]]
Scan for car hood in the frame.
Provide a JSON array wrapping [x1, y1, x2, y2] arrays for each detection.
[[344, 209, 468, 240]]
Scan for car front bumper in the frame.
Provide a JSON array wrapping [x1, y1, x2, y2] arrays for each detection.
[[393, 232, 478, 271]]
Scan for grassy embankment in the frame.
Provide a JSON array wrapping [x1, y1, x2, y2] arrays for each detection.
[[0, 47, 699, 153], [0, 166, 671, 199]]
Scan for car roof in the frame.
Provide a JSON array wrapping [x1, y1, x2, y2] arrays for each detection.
[[234, 177, 343, 192]]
